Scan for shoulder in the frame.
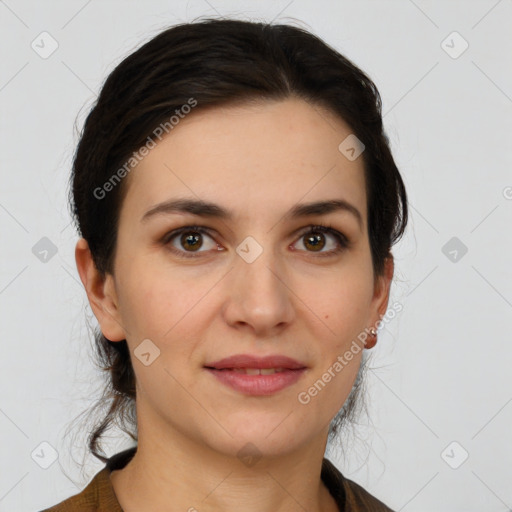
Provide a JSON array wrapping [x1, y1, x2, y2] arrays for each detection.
[[39, 467, 121, 512], [322, 458, 395, 512], [40, 447, 136, 511], [342, 475, 395, 511]]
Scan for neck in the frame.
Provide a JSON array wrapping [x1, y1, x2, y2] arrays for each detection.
[[110, 409, 338, 512]]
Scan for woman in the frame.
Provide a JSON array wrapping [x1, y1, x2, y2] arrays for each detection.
[[42, 17, 407, 512]]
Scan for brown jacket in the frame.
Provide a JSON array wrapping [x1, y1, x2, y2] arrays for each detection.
[[41, 447, 394, 511]]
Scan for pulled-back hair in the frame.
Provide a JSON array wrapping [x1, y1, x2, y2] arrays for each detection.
[[68, 17, 408, 463]]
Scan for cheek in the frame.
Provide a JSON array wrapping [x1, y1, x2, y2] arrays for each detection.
[[305, 266, 373, 328], [114, 259, 169, 338], [116, 260, 213, 344]]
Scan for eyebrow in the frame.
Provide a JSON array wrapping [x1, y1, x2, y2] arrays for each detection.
[[141, 197, 363, 229]]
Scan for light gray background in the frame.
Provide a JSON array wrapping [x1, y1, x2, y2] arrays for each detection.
[[1, 1, 511, 511]]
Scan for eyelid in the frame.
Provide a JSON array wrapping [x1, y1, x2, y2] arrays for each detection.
[[161, 225, 217, 245], [293, 223, 350, 255]]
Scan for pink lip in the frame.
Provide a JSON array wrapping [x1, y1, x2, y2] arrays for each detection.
[[204, 354, 307, 396], [205, 354, 306, 370], [205, 368, 306, 396]]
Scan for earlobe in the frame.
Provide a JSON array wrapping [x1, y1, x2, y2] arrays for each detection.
[[74, 238, 126, 342], [376, 256, 394, 318]]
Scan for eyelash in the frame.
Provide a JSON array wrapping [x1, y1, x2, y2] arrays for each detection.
[[161, 224, 350, 259]]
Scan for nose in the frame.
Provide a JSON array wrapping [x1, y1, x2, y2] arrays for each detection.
[[222, 242, 295, 337]]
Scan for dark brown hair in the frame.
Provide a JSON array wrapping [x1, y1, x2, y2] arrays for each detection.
[[69, 17, 408, 463]]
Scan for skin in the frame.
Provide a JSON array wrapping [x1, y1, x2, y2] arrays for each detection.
[[76, 97, 394, 512]]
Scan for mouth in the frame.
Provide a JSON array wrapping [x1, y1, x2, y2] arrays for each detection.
[[204, 353, 307, 371], [211, 367, 289, 375], [204, 354, 307, 396]]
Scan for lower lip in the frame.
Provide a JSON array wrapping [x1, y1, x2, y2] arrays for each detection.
[[205, 368, 306, 396]]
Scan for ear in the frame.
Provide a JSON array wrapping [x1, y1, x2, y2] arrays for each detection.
[[366, 256, 394, 349], [75, 238, 126, 342]]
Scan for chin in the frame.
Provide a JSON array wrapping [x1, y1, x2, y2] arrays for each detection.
[[210, 414, 313, 458]]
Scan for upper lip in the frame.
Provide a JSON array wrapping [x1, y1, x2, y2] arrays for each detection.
[[205, 354, 307, 370]]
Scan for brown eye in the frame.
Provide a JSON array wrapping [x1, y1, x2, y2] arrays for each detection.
[[180, 231, 203, 252], [294, 225, 349, 257], [164, 226, 219, 258], [163, 224, 349, 260], [303, 232, 326, 252]]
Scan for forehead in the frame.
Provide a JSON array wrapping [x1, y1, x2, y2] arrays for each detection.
[[121, 98, 367, 225]]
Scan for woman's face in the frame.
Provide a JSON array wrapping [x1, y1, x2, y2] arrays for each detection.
[[84, 98, 393, 459]]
